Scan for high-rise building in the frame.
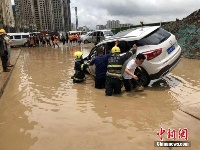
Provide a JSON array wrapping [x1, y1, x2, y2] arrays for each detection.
[[96, 25, 106, 30], [14, 0, 71, 31], [0, 0, 15, 28], [106, 20, 120, 29]]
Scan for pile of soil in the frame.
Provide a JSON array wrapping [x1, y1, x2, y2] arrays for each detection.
[[162, 9, 200, 60]]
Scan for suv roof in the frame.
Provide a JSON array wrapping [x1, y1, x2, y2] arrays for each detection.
[[104, 26, 160, 42]]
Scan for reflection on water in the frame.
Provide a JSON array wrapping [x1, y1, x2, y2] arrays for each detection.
[[0, 45, 200, 150]]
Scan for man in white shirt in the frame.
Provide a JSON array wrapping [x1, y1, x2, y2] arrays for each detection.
[[123, 53, 146, 92]]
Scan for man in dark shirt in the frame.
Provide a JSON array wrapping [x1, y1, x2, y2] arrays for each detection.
[[89, 47, 111, 89]]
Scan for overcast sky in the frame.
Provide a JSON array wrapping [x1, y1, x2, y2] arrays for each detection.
[[12, 0, 200, 29]]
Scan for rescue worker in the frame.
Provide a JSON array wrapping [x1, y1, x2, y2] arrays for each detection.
[[105, 42, 138, 96], [53, 36, 59, 48], [72, 51, 88, 83], [89, 46, 111, 89], [69, 34, 74, 45], [0, 29, 9, 72]]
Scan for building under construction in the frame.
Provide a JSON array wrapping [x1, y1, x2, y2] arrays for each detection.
[[14, 0, 71, 31]]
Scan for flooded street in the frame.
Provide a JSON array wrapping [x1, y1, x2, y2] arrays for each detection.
[[0, 44, 200, 150]]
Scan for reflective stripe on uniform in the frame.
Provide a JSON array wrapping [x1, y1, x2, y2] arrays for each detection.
[[74, 77, 84, 81], [81, 64, 84, 71], [107, 65, 122, 68], [129, 51, 133, 55], [106, 72, 122, 78]]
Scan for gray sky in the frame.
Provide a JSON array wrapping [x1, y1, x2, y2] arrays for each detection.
[[12, 0, 200, 29]]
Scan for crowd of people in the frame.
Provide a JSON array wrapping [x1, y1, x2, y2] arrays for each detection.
[[26, 34, 60, 48], [26, 32, 82, 48], [72, 40, 146, 96]]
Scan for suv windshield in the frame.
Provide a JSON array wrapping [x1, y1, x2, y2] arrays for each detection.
[[137, 28, 171, 46]]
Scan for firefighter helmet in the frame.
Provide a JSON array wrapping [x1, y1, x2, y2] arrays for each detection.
[[74, 51, 83, 59], [111, 46, 120, 53]]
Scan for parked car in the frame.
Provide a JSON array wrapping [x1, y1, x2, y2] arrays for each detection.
[[84, 26, 182, 86], [87, 30, 114, 44], [7, 33, 30, 47], [80, 31, 92, 44]]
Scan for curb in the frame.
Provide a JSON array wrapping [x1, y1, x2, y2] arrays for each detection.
[[0, 48, 22, 99]]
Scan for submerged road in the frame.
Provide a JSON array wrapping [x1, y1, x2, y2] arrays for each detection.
[[0, 43, 200, 150]]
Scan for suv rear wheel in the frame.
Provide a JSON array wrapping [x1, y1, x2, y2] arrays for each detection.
[[134, 67, 150, 87]]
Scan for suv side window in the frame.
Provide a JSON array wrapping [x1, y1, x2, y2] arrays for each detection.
[[137, 28, 171, 46], [105, 41, 130, 54], [106, 41, 115, 54], [89, 44, 106, 59], [118, 41, 130, 53], [127, 41, 137, 48]]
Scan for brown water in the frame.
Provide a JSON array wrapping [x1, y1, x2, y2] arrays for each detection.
[[0, 44, 200, 150]]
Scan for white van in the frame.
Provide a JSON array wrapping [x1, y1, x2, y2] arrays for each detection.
[[7, 33, 30, 47], [87, 30, 114, 43]]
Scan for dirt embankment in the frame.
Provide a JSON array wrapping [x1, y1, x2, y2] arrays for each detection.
[[162, 9, 200, 60]]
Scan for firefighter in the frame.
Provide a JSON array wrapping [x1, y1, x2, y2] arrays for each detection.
[[72, 51, 88, 83], [105, 43, 138, 96]]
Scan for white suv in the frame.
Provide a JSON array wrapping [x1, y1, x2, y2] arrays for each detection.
[[84, 26, 182, 86]]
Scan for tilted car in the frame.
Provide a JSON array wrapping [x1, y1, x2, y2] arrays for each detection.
[[84, 26, 182, 86]]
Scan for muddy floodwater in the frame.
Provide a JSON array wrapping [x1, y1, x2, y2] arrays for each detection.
[[0, 44, 200, 150]]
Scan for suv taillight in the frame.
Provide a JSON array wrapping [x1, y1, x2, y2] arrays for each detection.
[[142, 48, 162, 60]]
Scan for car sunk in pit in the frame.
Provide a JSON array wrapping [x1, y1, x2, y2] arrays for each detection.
[[84, 26, 182, 86]]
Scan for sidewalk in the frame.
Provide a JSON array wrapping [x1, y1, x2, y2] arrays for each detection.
[[0, 48, 21, 99]]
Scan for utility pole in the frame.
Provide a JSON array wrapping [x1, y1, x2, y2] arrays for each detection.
[[75, 7, 78, 31]]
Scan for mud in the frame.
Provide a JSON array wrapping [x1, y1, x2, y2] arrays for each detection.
[[0, 44, 199, 150]]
